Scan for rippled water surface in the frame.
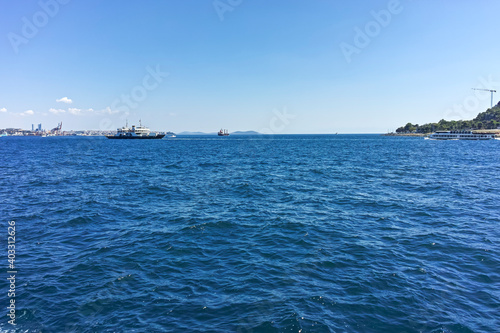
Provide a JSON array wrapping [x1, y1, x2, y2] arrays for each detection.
[[1, 135, 499, 332]]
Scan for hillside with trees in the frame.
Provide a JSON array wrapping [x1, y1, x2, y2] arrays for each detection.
[[396, 102, 500, 134]]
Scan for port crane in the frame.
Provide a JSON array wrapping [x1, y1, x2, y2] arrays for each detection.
[[472, 88, 496, 108], [51, 122, 62, 134]]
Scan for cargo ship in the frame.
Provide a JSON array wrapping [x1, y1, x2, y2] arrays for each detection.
[[218, 129, 229, 136]]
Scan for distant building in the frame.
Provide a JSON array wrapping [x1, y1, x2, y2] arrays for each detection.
[[5, 128, 22, 135]]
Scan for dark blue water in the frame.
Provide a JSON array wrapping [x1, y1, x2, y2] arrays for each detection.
[[1, 135, 499, 332]]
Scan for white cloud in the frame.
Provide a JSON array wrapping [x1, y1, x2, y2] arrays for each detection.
[[0, 107, 6, 112], [169, 112, 177, 116], [56, 97, 73, 104], [100, 106, 120, 115], [49, 108, 65, 114], [20, 110, 34, 116], [68, 108, 82, 115]]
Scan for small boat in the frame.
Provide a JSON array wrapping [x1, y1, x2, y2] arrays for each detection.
[[218, 129, 229, 136], [106, 120, 165, 139], [428, 130, 497, 140]]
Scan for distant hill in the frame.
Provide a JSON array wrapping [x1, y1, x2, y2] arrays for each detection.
[[177, 131, 214, 135], [177, 130, 261, 135], [231, 131, 260, 135], [396, 102, 500, 133]]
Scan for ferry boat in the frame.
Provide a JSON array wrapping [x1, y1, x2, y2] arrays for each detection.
[[106, 120, 165, 139], [427, 130, 497, 140], [218, 129, 229, 136]]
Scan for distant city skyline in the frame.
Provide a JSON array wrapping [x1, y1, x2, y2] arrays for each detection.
[[1, 0, 499, 133]]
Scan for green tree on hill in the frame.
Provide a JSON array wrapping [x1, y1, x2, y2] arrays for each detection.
[[395, 102, 500, 133]]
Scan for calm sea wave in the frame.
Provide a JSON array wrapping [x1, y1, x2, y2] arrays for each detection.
[[1, 135, 499, 332]]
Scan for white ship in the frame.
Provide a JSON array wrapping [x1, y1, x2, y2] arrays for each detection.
[[427, 130, 498, 140], [106, 120, 165, 139]]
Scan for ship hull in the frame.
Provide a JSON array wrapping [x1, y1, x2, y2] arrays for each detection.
[[105, 135, 165, 139]]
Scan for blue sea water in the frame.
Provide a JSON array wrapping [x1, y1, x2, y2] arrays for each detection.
[[0, 134, 499, 332]]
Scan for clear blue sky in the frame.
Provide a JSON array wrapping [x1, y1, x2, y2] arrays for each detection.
[[1, 0, 499, 133]]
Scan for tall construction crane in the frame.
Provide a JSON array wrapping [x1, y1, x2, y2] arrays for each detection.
[[472, 88, 496, 108]]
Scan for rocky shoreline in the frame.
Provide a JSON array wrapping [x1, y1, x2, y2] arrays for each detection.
[[383, 129, 500, 137], [382, 133, 427, 137]]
